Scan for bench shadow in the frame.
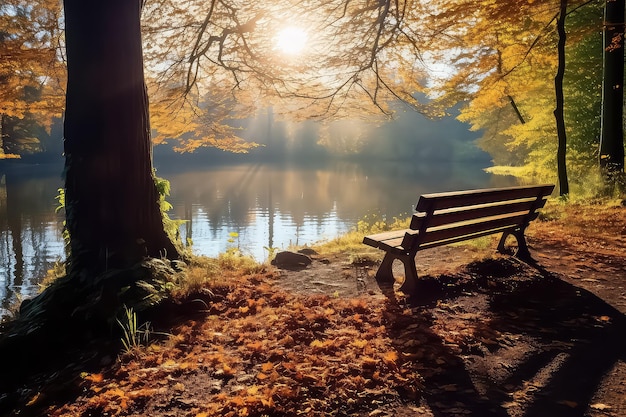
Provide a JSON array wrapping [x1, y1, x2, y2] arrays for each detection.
[[379, 257, 626, 417]]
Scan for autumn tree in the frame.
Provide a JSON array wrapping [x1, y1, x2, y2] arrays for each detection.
[[599, 0, 625, 177], [62, 0, 179, 275], [5, 0, 185, 336], [0, 0, 65, 159], [425, 0, 607, 195], [555, 0, 570, 196]]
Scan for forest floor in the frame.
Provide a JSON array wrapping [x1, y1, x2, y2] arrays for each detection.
[[1, 202, 626, 417]]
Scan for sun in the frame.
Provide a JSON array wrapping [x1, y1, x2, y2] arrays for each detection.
[[275, 27, 308, 55]]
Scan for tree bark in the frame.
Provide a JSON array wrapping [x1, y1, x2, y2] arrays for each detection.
[[599, 0, 625, 175], [554, 0, 570, 196], [63, 0, 178, 275]]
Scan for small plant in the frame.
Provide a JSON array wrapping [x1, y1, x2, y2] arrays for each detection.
[[54, 188, 71, 256], [218, 247, 264, 274], [116, 305, 151, 353], [227, 231, 240, 249], [176, 258, 220, 297], [154, 174, 188, 251], [263, 245, 279, 262], [356, 213, 410, 234], [39, 258, 67, 290]]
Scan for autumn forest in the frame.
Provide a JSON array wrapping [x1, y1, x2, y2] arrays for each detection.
[[2, 0, 625, 190], [1, 0, 626, 416]]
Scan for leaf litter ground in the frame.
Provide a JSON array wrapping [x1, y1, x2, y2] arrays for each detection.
[[2, 203, 626, 417]]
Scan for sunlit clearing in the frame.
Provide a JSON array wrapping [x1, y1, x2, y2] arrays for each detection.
[[275, 27, 308, 55]]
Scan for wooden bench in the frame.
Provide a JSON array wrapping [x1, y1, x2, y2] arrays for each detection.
[[362, 184, 555, 294]]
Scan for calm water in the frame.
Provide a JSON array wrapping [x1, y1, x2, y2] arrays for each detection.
[[0, 159, 514, 316]]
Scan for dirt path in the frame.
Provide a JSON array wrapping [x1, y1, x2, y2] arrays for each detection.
[[270, 205, 626, 417]]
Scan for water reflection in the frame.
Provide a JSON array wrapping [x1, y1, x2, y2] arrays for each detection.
[[162, 160, 514, 260], [0, 160, 514, 316], [0, 168, 65, 316]]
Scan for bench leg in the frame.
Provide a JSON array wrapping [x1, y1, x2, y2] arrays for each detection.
[[497, 229, 531, 261], [374, 252, 419, 294], [398, 254, 419, 294], [375, 253, 396, 285]]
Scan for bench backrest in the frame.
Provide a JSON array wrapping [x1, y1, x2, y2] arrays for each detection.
[[403, 184, 555, 250]]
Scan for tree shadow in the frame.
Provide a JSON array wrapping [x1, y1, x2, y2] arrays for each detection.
[[380, 256, 626, 417]]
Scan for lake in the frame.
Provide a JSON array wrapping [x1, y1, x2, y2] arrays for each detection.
[[0, 159, 514, 317]]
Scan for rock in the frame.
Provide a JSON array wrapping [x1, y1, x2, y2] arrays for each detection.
[[298, 248, 318, 256], [271, 251, 313, 268]]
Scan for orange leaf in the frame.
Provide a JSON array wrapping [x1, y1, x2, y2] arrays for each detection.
[[261, 396, 275, 407], [246, 341, 263, 352], [362, 357, 378, 367], [222, 364, 235, 376], [84, 373, 104, 383], [25, 393, 41, 407], [383, 351, 398, 365], [352, 339, 368, 348]]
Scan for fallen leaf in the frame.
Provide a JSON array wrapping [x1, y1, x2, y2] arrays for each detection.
[[222, 364, 235, 376], [362, 357, 378, 367], [502, 401, 519, 409], [25, 392, 41, 407], [382, 351, 398, 365], [84, 373, 104, 383], [352, 339, 368, 348], [246, 341, 263, 351], [590, 403, 611, 410]]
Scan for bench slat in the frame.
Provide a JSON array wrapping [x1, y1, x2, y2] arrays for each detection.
[[417, 225, 519, 250], [411, 213, 528, 247], [363, 230, 407, 249], [410, 198, 547, 229], [416, 184, 554, 212]]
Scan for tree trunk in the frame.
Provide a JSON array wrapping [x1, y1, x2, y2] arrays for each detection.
[[0, 114, 9, 157], [63, 0, 178, 275], [600, 0, 625, 174], [554, 0, 569, 196]]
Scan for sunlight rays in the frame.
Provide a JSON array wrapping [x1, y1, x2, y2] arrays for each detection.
[[274, 26, 309, 55]]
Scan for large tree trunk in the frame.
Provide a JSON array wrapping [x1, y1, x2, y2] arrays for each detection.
[[63, 0, 178, 275], [599, 0, 625, 175], [554, 0, 569, 196]]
